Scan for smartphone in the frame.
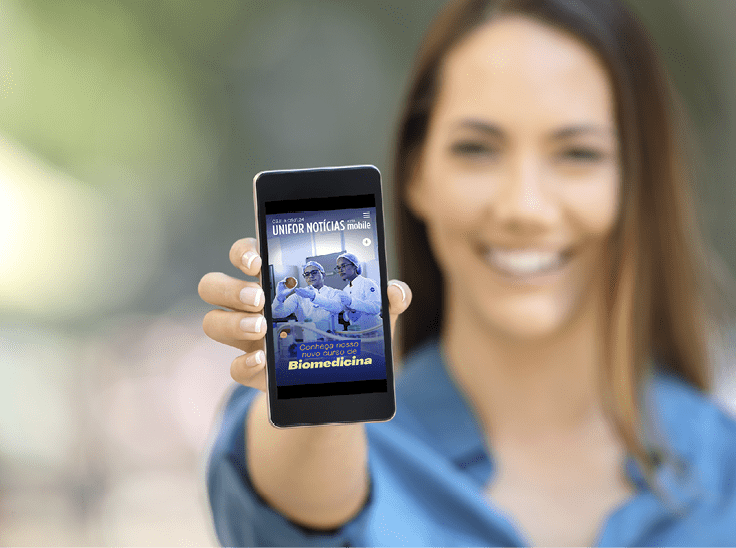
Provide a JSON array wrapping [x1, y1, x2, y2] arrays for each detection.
[[253, 165, 396, 427]]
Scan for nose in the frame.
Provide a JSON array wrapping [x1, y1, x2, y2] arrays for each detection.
[[491, 154, 559, 233]]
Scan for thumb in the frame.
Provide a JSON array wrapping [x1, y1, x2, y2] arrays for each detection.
[[387, 280, 412, 339]]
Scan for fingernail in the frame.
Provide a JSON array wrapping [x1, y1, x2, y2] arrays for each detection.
[[389, 282, 406, 303], [240, 287, 263, 307], [242, 251, 258, 269], [245, 351, 265, 367], [240, 316, 265, 333]]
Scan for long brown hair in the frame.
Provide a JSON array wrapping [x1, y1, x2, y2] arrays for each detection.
[[393, 0, 735, 506]]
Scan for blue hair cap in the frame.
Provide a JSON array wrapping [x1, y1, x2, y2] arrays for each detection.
[[303, 261, 325, 274], [337, 252, 361, 275]]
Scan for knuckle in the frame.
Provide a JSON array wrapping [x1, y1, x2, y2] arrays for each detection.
[[202, 311, 217, 338], [230, 356, 241, 379], [230, 357, 245, 384], [229, 240, 243, 264], [230, 355, 255, 385], [198, 272, 216, 299], [204, 310, 237, 340]]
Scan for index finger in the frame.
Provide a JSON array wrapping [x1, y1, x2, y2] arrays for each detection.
[[230, 238, 263, 277]]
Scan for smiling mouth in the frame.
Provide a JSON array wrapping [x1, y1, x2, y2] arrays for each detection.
[[479, 245, 575, 277]]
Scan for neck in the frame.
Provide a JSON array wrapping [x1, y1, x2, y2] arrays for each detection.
[[442, 285, 608, 443], [313, 282, 323, 290], [346, 274, 358, 283]]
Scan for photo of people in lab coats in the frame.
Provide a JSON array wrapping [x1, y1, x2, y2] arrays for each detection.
[[335, 252, 381, 332], [265, 206, 387, 387], [272, 261, 344, 326]]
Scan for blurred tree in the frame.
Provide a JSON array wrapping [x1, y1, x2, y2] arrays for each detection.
[[1, 0, 734, 325]]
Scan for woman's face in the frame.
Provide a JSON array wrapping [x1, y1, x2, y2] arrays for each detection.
[[408, 16, 621, 339], [336, 258, 358, 282]]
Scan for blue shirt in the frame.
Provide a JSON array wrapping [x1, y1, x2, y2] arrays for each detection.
[[206, 339, 736, 546]]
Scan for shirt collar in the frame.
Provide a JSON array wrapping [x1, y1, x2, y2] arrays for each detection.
[[628, 366, 717, 510], [397, 337, 712, 512], [397, 338, 488, 465]]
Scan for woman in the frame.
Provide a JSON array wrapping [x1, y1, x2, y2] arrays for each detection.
[[335, 252, 382, 331], [198, 0, 736, 545]]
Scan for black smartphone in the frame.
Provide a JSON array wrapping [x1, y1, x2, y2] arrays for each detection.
[[253, 165, 396, 427]]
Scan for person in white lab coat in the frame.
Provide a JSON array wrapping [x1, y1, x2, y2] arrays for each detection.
[[335, 252, 382, 331], [272, 261, 343, 328]]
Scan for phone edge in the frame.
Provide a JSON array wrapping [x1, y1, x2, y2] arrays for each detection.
[[253, 164, 396, 428]]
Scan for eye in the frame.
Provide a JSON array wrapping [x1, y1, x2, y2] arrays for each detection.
[[559, 148, 604, 162], [449, 140, 499, 158]]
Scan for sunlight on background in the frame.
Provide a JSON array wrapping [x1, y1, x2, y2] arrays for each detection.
[[1, 0, 735, 545], [0, 0, 231, 543], [0, 135, 163, 318], [0, 0, 226, 321]]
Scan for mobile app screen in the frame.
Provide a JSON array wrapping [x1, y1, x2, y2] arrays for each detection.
[[265, 195, 387, 399]]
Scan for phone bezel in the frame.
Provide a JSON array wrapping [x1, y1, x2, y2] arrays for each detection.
[[253, 165, 396, 428]]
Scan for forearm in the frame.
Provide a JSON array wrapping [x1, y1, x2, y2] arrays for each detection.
[[246, 392, 369, 530], [272, 295, 297, 317], [312, 292, 343, 313], [349, 297, 380, 315]]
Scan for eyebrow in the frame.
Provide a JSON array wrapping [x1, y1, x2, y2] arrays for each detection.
[[550, 125, 614, 140], [454, 119, 504, 138], [454, 119, 614, 140]]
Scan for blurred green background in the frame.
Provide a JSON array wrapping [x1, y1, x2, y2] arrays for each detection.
[[1, 1, 735, 544]]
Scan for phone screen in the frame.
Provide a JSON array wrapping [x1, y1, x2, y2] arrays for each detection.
[[264, 194, 388, 400]]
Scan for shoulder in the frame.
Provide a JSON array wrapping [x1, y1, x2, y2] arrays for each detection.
[[354, 275, 376, 285], [648, 368, 736, 505], [359, 276, 379, 291], [650, 368, 736, 440]]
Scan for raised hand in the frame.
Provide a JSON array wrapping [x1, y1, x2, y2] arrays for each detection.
[[294, 286, 316, 300]]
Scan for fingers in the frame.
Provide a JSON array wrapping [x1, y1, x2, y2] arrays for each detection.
[[294, 288, 312, 299], [229, 238, 263, 277], [387, 280, 412, 337], [230, 349, 267, 392], [203, 238, 267, 393], [203, 309, 268, 350], [387, 280, 411, 315], [199, 272, 265, 312]]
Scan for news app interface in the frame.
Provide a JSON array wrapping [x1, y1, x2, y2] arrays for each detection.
[[265, 195, 387, 399]]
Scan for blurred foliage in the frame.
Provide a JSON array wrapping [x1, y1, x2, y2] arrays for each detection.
[[0, 0, 734, 325], [0, 0, 236, 185]]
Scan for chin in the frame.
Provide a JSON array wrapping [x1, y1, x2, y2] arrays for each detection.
[[491, 313, 567, 341], [480, 294, 583, 342]]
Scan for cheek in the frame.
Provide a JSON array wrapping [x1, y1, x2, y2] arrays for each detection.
[[418, 168, 491, 231], [560, 174, 621, 235]]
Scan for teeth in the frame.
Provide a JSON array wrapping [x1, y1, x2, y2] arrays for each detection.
[[487, 248, 566, 275]]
